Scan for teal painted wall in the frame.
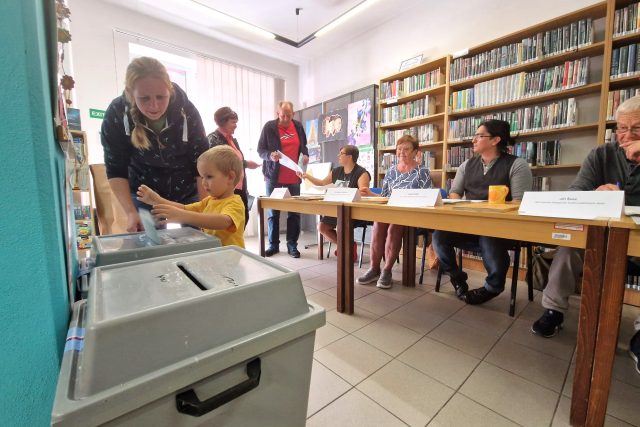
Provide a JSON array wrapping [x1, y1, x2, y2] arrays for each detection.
[[0, 0, 70, 425]]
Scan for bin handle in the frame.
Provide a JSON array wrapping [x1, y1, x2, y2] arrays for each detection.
[[175, 358, 261, 417]]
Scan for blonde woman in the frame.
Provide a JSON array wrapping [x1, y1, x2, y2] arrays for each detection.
[[101, 56, 208, 232]]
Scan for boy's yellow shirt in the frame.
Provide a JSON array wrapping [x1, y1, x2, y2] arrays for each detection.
[[184, 195, 245, 248]]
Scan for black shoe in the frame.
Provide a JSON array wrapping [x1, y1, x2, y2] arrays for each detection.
[[449, 272, 469, 299], [531, 309, 564, 338], [464, 287, 500, 305], [287, 247, 300, 258], [265, 247, 279, 257], [630, 330, 640, 375]]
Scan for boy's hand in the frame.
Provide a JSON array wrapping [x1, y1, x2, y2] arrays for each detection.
[[137, 185, 161, 205], [151, 204, 185, 225]]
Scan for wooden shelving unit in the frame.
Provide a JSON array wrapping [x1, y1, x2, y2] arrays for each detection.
[[70, 130, 95, 249]]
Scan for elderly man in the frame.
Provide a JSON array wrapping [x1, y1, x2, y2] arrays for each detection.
[[257, 101, 309, 258], [531, 95, 640, 375]]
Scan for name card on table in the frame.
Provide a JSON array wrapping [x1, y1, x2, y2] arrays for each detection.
[[387, 188, 443, 208], [269, 187, 291, 199], [324, 187, 361, 202], [518, 191, 624, 220]]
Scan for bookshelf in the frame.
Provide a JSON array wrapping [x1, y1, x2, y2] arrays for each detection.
[[377, 56, 450, 188], [70, 130, 94, 249]]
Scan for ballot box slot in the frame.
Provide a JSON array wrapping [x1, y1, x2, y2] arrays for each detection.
[[177, 262, 207, 291]]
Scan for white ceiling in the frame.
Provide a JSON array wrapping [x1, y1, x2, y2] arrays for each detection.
[[102, 0, 418, 64]]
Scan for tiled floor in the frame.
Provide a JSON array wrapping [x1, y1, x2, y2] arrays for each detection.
[[245, 233, 640, 427]]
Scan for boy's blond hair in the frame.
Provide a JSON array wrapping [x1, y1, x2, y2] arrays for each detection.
[[198, 145, 243, 185]]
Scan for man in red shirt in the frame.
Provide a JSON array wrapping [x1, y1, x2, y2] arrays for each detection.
[[257, 101, 309, 258]]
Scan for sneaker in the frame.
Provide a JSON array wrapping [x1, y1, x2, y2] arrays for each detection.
[[287, 246, 301, 258], [265, 247, 279, 257], [376, 270, 393, 289], [531, 309, 564, 338], [630, 330, 640, 375], [357, 269, 380, 285], [464, 287, 500, 305], [449, 272, 469, 299]]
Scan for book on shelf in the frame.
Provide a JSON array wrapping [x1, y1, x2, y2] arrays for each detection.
[[381, 95, 436, 124], [614, 2, 640, 37], [449, 58, 589, 112], [450, 18, 594, 82], [380, 68, 442, 101], [610, 43, 640, 78], [607, 87, 640, 119], [507, 140, 561, 166], [448, 98, 577, 141], [379, 124, 439, 147], [532, 176, 551, 191]]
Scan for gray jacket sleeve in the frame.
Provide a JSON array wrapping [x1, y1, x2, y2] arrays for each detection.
[[509, 158, 533, 200]]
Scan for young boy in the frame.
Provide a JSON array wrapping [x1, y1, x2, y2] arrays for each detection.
[[137, 145, 246, 247]]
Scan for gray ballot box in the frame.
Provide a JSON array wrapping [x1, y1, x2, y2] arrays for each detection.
[[91, 227, 221, 266], [52, 246, 325, 427]]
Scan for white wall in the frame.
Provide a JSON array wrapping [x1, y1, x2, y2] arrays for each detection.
[[299, 0, 600, 106], [68, 0, 299, 162]]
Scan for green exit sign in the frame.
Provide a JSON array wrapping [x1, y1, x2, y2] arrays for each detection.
[[89, 108, 105, 119]]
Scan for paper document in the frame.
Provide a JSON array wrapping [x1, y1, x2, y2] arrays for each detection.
[[277, 150, 303, 174], [138, 208, 162, 245], [625, 206, 640, 216]]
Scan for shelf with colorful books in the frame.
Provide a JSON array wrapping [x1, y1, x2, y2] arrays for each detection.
[[449, 3, 605, 84], [447, 82, 601, 119], [69, 130, 95, 249], [449, 42, 605, 91], [377, 56, 451, 187]]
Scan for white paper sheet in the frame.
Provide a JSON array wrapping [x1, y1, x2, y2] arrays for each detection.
[[277, 150, 303, 174]]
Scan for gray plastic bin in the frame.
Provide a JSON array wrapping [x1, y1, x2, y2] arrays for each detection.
[[91, 227, 221, 267], [52, 246, 325, 426]]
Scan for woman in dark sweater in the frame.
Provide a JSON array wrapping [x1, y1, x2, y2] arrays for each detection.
[[101, 56, 208, 232], [207, 107, 259, 228]]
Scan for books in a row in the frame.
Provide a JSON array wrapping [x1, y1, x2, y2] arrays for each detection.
[[447, 98, 577, 141], [380, 95, 436, 125], [508, 140, 561, 166], [379, 124, 439, 147], [379, 68, 442, 101], [380, 152, 437, 172], [532, 176, 551, 191], [613, 2, 640, 36], [610, 43, 640, 78], [606, 87, 640, 120], [450, 18, 594, 82], [74, 205, 91, 221], [446, 146, 473, 168], [605, 128, 619, 144], [449, 58, 589, 111]]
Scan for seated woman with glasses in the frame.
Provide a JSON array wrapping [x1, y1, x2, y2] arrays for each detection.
[[298, 145, 371, 257], [432, 119, 532, 304], [357, 135, 432, 289]]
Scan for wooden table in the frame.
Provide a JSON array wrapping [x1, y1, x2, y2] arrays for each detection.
[[585, 216, 638, 427], [257, 198, 351, 312], [341, 202, 610, 426]]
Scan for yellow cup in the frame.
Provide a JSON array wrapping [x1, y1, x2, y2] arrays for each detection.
[[488, 185, 509, 204]]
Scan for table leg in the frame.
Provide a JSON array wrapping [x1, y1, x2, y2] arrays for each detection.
[[258, 199, 265, 257], [571, 225, 607, 426], [402, 227, 416, 287], [586, 227, 629, 427], [339, 205, 354, 314]]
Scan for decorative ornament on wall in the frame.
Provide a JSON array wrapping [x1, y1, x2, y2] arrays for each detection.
[[60, 75, 75, 106]]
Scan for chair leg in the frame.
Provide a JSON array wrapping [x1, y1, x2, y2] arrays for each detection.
[[327, 241, 331, 259], [509, 245, 521, 317], [419, 240, 427, 285], [359, 226, 366, 268], [435, 266, 443, 292], [526, 244, 534, 301]]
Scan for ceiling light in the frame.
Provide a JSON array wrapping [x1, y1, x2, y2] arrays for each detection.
[[190, 0, 275, 39], [315, 0, 379, 37]]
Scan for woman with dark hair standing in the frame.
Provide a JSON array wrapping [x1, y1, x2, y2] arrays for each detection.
[[207, 107, 259, 227], [101, 56, 209, 232], [432, 119, 532, 304]]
